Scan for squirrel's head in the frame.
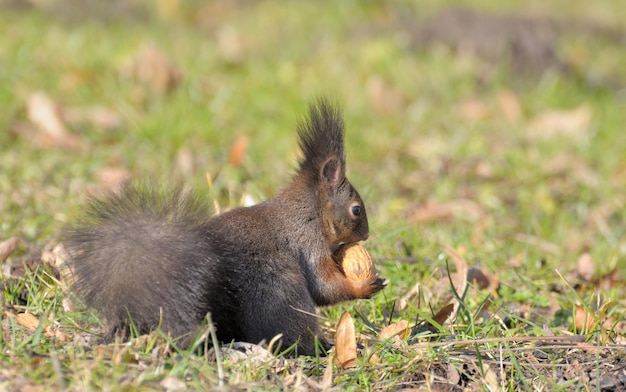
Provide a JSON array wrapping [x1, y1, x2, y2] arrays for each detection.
[[318, 157, 369, 249], [296, 98, 369, 250]]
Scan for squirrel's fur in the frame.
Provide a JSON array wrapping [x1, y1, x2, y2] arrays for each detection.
[[63, 98, 385, 356]]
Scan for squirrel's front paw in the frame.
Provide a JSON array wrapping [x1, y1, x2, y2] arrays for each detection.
[[353, 275, 387, 299], [359, 276, 387, 298]]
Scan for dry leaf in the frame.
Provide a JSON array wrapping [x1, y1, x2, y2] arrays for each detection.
[[363, 344, 381, 365], [367, 76, 406, 115], [40, 251, 56, 267], [483, 363, 500, 391], [159, 377, 186, 391], [97, 167, 132, 191], [507, 252, 525, 268], [396, 280, 421, 312], [26, 91, 80, 148], [320, 356, 334, 389], [229, 135, 249, 168], [467, 266, 499, 293], [496, 89, 521, 122], [334, 311, 357, 369], [592, 269, 621, 291], [62, 298, 74, 312], [176, 147, 194, 178], [379, 319, 409, 341], [44, 324, 70, 343], [216, 342, 272, 363], [408, 199, 485, 224], [573, 305, 595, 332], [20, 386, 44, 392], [121, 45, 182, 94], [457, 98, 491, 122], [413, 303, 455, 335], [514, 233, 561, 255], [573, 304, 614, 332], [447, 363, 461, 385], [216, 26, 244, 64], [576, 253, 594, 281], [527, 105, 592, 140], [156, 0, 183, 21], [62, 106, 123, 131], [432, 303, 455, 326], [52, 242, 67, 262], [0, 237, 20, 263], [16, 313, 41, 331]]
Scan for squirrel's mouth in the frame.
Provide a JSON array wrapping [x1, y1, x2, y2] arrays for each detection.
[[330, 232, 369, 254], [331, 239, 367, 254]]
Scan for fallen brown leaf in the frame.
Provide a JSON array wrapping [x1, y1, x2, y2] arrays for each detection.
[[527, 105, 592, 140], [176, 147, 195, 178], [496, 89, 522, 123], [0, 237, 20, 263], [379, 319, 409, 341], [62, 105, 123, 132], [334, 311, 357, 369], [412, 303, 454, 335], [121, 45, 182, 94], [514, 233, 561, 255], [26, 91, 80, 148], [320, 356, 334, 389], [159, 377, 187, 391], [216, 25, 244, 64], [432, 303, 455, 326], [467, 266, 499, 294], [507, 252, 525, 268], [592, 269, 622, 291], [20, 386, 44, 392], [97, 167, 132, 191], [576, 253, 595, 281], [367, 76, 406, 115], [229, 135, 249, 168], [44, 324, 70, 343], [574, 305, 595, 332], [363, 344, 381, 365], [408, 199, 486, 224], [396, 280, 421, 312], [457, 98, 491, 122], [62, 297, 74, 312], [573, 304, 615, 333], [447, 362, 461, 385], [16, 313, 41, 331], [483, 363, 501, 391]]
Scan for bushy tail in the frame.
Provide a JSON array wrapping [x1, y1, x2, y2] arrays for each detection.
[[63, 183, 214, 340]]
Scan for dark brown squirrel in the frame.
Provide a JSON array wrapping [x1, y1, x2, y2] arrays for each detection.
[[62, 98, 385, 356]]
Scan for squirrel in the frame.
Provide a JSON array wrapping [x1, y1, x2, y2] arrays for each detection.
[[62, 98, 385, 356]]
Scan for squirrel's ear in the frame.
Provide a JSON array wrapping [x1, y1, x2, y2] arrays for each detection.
[[321, 157, 344, 192]]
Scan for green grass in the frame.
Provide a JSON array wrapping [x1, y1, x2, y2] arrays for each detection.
[[1, 0, 626, 390]]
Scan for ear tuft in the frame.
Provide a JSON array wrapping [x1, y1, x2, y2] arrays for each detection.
[[296, 98, 346, 183]]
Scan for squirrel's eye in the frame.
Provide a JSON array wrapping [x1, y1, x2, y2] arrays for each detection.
[[351, 205, 361, 217]]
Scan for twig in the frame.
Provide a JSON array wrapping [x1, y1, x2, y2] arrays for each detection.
[[408, 335, 587, 350]]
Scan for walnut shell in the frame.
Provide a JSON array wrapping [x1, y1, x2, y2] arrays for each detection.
[[334, 243, 377, 281]]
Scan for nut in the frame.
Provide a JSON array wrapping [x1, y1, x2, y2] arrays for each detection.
[[333, 243, 377, 281]]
